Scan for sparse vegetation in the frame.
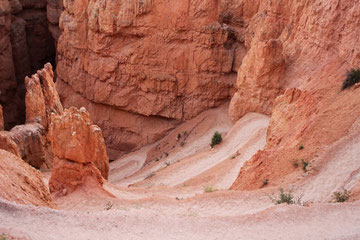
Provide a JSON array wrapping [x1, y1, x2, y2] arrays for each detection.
[[292, 160, 299, 168], [105, 201, 113, 210], [261, 179, 269, 188], [204, 186, 215, 193], [155, 158, 160, 162], [1, 234, 7, 240], [275, 188, 295, 205], [177, 133, 181, 140], [180, 141, 185, 147], [165, 152, 169, 157], [301, 159, 309, 172], [145, 172, 155, 179], [298, 144, 304, 150], [165, 161, 171, 166], [333, 189, 350, 203], [210, 131, 222, 148], [341, 68, 360, 90], [183, 131, 188, 136]]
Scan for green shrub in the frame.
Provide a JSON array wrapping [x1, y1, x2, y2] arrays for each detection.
[[105, 201, 113, 210], [333, 189, 350, 202], [165, 152, 169, 157], [341, 68, 360, 90], [261, 179, 269, 188], [180, 141, 185, 147], [301, 159, 309, 172], [275, 188, 294, 205], [210, 131, 222, 148], [298, 144, 304, 150], [204, 186, 215, 193]]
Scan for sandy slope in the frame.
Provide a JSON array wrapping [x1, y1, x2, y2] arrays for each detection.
[[1, 106, 360, 239], [0, 197, 359, 240], [295, 119, 360, 202]]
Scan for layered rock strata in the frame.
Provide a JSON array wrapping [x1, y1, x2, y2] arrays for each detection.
[[56, 0, 249, 156]]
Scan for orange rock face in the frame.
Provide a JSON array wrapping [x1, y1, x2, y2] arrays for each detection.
[[0, 149, 56, 208], [228, 0, 360, 121], [48, 107, 108, 193], [231, 84, 360, 190], [55, 0, 249, 155], [229, 0, 360, 190], [0, 131, 21, 157]]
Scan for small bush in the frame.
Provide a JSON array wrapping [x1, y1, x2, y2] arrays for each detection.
[[204, 186, 215, 193], [180, 141, 185, 147], [261, 179, 269, 188], [298, 144, 304, 150], [177, 133, 181, 139], [165, 161, 171, 166], [210, 131, 222, 148], [275, 188, 294, 205], [145, 172, 155, 179], [333, 189, 350, 203], [183, 131, 188, 136], [301, 159, 309, 172], [105, 201, 113, 210], [1, 234, 7, 240], [165, 152, 169, 157], [341, 68, 360, 90]]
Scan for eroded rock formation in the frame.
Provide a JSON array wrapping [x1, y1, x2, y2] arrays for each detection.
[[56, 0, 248, 156], [48, 107, 108, 194], [0, 149, 56, 208], [0, 0, 58, 129], [228, 0, 360, 121], [229, 0, 360, 190]]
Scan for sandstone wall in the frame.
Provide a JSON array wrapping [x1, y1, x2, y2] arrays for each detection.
[[229, 0, 360, 121], [230, 0, 360, 190], [56, 0, 251, 156]]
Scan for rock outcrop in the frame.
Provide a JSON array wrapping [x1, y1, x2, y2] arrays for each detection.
[[0, 0, 57, 129], [229, 0, 360, 190], [231, 83, 360, 190], [228, 0, 360, 121], [55, 0, 246, 156], [3, 63, 63, 169], [48, 107, 108, 194], [0, 149, 56, 208]]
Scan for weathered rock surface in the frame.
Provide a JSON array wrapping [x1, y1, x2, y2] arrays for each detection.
[[229, 0, 360, 190], [0, 131, 21, 157], [48, 107, 108, 193], [0, 0, 57, 129], [229, 0, 360, 121], [0, 149, 56, 208], [231, 83, 360, 190], [5, 63, 63, 169], [55, 0, 246, 154], [57, 80, 179, 159], [0, 0, 22, 129]]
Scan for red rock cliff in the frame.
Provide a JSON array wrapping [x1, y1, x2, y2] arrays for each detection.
[[56, 0, 248, 157]]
